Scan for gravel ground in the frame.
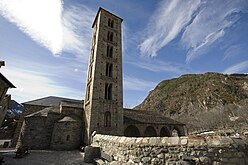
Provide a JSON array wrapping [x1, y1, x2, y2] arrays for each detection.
[[1, 150, 92, 165]]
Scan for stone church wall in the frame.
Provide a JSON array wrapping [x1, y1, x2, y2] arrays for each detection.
[[51, 121, 82, 150], [93, 134, 248, 164], [12, 104, 49, 147], [21, 117, 51, 149]]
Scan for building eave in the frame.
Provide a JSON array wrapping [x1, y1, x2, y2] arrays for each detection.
[[92, 7, 123, 28]]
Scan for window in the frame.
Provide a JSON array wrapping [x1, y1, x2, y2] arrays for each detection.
[[107, 45, 113, 58], [104, 83, 112, 100], [108, 19, 114, 28], [105, 63, 113, 77], [66, 135, 70, 141], [111, 20, 114, 28], [104, 111, 111, 127], [107, 31, 113, 41]]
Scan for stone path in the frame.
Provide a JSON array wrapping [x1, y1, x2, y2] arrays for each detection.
[[0, 150, 92, 165]]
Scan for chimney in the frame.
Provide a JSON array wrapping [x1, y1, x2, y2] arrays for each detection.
[[0, 61, 5, 68]]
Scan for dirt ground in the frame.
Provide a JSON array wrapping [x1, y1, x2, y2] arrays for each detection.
[[0, 150, 92, 165]]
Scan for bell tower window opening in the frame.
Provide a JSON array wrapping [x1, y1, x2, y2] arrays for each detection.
[[105, 63, 113, 77], [104, 83, 112, 100], [108, 18, 114, 28], [107, 31, 113, 41], [107, 45, 113, 58], [104, 111, 111, 127]]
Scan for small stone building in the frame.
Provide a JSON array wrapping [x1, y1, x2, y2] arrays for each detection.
[[13, 96, 83, 150]]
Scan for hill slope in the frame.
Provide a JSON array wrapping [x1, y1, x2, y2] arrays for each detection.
[[136, 73, 248, 133]]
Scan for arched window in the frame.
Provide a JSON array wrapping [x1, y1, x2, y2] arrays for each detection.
[[144, 126, 157, 137], [111, 20, 114, 28], [107, 31, 113, 41], [160, 127, 171, 137], [104, 83, 112, 100], [105, 63, 113, 77], [171, 127, 184, 137], [108, 18, 111, 27], [108, 18, 114, 28], [124, 125, 140, 137], [104, 111, 111, 127], [107, 45, 113, 58], [171, 129, 179, 137]]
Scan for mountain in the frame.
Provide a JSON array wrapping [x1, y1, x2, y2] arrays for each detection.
[[135, 72, 248, 133], [7, 100, 23, 117]]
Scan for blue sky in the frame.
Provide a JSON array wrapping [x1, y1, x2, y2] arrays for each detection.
[[0, 0, 248, 107]]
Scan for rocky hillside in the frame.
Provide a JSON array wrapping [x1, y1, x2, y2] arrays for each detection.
[[136, 72, 248, 133]]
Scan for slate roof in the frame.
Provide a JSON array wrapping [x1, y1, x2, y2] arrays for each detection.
[[25, 106, 60, 118], [22, 96, 83, 107], [123, 108, 184, 125], [0, 73, 15, 88]]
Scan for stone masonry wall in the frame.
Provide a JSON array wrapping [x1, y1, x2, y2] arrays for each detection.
[[93, 134, 248, 164]]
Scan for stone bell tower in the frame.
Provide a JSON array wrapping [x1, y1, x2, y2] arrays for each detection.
[[84, 8, 123, 144]]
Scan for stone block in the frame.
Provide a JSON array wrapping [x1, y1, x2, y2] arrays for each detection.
[[136, 138, 143, 144], [199, 156, 210, 164], [219, 136, 233, 146], [149, 137, 161, 145], [168, 137, 179, 146], [161, 137, 168, 145], [206, 136, 221, 147], [141, 157, 151, 164], [188, 137, 206, 147], [142, 138, 150, 144], [84, 146, 101, 163], [180, 138, 188, 145]]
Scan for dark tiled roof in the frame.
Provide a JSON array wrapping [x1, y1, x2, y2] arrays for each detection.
[[92, 7, 123, 28], [0, 73, 15, 88], [124, 108, 184, 125], [22, 96, 83, 106], [25, 106, 60, 118]]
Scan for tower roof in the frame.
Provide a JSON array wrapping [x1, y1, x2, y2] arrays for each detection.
[[22, 96, 83, 106], [92, 7, 123, 28]]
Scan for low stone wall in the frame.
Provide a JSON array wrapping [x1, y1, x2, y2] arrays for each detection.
[[92, 134, 248, 164]]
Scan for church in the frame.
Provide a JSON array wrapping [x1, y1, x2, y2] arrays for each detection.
[[12, 8, 185, 150]]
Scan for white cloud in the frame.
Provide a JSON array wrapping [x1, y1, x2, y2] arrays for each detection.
[[223, 60, 248, 74], [126, 59, 189, 75], [182, 0, 248, 62], [139, 0, 201, 57], [223, 44, 246, 60], [0, 0, 63, 54], [0, 0, 94, 57], [62, 4, 94, 58], [139, 0, 248, 62], [123, 76, 157, 91], [1, 67, 82, 103]]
